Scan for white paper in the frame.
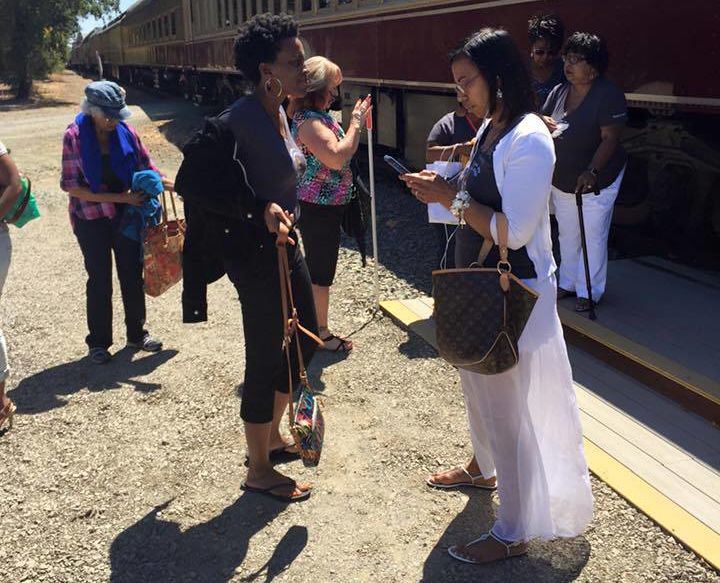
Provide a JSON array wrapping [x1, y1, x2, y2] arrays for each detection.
[[426, 161, 462, 224]]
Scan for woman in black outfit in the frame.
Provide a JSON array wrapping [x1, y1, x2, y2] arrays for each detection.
[[217, 14, 317, 502]]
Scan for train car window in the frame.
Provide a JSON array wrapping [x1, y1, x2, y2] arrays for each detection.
[[301, 0, 312, 12], [164, 15, 169, 37], [284, 0, 296, 14], [272, 0, 281, 13], [190, 0, 195, 23], [318, 0, 330, 9], [217, 0, 223, 27], [152, 20, 157, 39], [224, 0, 230, 24], [171, 11, 177, 35], [246, 0, 256, 17]]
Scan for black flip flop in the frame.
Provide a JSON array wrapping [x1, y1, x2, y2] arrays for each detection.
[[319, 333, 353, 353], [243, 444, 301, 467], [240, 479, 311, 503]]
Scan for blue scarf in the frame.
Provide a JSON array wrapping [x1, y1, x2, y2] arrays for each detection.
[[76, 112, 137, 193]]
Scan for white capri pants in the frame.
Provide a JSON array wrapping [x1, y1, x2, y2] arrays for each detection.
[[460, 274, 593, 542], [551, 167, 626, 301]]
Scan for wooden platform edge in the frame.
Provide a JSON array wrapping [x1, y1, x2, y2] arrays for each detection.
[[557, 304, 720, 408], [584, 438, 720, 571], [379, 299, 720, 572]]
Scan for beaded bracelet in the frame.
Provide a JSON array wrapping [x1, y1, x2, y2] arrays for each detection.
[[450, 190, 472, 226]]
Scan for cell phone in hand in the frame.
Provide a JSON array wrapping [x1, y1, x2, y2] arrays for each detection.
[[383, 155, 412, 175]]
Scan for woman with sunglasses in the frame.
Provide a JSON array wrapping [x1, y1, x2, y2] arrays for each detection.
[[528, 14, 565, 108], [541, 33, 627, 312], [288, 56, 372, 353]]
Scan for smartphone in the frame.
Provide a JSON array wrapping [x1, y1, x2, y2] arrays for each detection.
[[383, 155, 412, 175]]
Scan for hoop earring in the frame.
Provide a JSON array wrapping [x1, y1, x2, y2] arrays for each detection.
[[264, 77, 284, 99]]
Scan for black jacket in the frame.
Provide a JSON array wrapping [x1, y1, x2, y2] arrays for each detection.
[[176, 110, 267, 323]]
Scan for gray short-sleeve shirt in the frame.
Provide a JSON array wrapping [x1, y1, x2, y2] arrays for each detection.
[[427, 112, 477, 147], [0, 140, 7, 157], [542, 78, 627, 192]]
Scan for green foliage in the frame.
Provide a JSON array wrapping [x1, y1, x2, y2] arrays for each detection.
[[0, 0, 119, 98]]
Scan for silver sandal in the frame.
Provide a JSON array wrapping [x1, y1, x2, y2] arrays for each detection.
[[448, 531, 528, 564]]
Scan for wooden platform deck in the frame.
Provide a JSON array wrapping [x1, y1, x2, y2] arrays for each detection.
[[380, 290, 720, 570]]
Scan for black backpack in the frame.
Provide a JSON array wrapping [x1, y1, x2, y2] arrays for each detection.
[[175, 109, 257, 220]]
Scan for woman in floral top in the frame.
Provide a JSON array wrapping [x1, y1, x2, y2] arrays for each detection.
[[290, 57, 371, 352]]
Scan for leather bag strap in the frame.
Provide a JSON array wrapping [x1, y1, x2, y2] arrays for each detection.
[[277, 245, 323, 427]]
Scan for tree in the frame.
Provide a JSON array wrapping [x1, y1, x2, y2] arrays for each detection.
[[0, 0, 118, 99]]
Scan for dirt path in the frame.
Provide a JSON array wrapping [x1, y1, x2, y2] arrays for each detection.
[[0, 71, 717, 583]]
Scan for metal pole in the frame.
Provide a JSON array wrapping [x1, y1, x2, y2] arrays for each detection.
[[367, 111, 379, 306]]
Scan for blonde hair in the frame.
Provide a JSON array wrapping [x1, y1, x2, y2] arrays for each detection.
[[290, 56, 343, 113]]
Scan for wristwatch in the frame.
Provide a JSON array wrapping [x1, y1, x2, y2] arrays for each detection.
[[588, 167, 599, 177]]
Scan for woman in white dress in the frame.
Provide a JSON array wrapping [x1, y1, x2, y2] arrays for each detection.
[[401, 28, 593, 565]]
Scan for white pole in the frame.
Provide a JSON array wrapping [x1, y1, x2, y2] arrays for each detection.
[[96, 51, 104, 79], [367, 108, 379, 306]]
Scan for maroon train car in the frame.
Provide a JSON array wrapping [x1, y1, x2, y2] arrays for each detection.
[[72, 0, 720, 264]]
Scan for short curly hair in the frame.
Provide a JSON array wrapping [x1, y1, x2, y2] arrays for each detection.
[[563, 32, 609, 75], [233, 13, 299, 85], [528, 14, 565, 52]]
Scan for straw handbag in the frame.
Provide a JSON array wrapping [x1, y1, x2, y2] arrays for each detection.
[[143, 190, 185, 297]]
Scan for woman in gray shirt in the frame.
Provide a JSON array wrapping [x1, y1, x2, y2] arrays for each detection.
[[542, 33, 627, 312]]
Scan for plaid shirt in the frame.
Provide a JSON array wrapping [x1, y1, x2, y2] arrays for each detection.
[[60, 122, 159, 221]]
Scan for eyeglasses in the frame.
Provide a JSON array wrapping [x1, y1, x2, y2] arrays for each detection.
[[455, 73, 481, 95], [562, 54, 587, 65], [533, 49, 557, 57]]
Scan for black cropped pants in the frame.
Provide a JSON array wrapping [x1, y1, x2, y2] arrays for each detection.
[[224, 230, 318, 424]]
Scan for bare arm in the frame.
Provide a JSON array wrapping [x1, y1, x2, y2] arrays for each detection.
[[298, 119, 361, 171], [0, 152, 23, 218], [297, 96, 372, 171], [426, 142, 474, 163]]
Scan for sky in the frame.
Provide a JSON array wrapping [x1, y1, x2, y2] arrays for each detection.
[[79, 0, 135, 36]]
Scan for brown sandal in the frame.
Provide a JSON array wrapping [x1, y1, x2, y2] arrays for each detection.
[[0, 399, 16, 431], [426, 466, 497, 490]]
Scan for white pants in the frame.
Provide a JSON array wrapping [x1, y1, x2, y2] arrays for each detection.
[[551, 167, 626, 301], [0, 225, 11, 382], [460, 275, 593, 542]]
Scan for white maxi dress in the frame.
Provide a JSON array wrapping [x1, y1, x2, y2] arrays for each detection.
[[458, 115, 593, 542]]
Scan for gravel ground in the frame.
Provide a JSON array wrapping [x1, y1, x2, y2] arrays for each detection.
[[0, 71, 718, 583]]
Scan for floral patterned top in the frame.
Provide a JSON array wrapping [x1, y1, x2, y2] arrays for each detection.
[[292, 109, 354, 206]]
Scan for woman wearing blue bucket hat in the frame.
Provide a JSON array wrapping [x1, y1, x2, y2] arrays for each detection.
[[61, 80, 173, 364]]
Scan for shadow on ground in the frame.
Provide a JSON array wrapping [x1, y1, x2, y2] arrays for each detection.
[[10, 348, 178, 414], [422, 491, 590, 582], [109, 495, 306, 583]]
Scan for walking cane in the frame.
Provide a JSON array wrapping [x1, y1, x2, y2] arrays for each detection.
[[367, 101, 380, 307], [575, 185, 600, 321]]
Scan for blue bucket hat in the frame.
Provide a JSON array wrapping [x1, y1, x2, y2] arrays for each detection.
[[85, 80, 132, 120]]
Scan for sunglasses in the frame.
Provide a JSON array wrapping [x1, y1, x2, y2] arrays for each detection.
[[532, 49, 557, 57]]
